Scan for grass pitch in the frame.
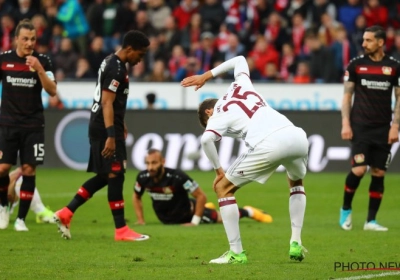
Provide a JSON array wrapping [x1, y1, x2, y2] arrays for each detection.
[[1, 169, 399, 280]]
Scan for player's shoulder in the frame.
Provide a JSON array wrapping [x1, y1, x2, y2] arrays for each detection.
[[0, 50, 14, 60], [385, 55, 400, 66], [136, 170, 150, 182], [348, 55, 366, 66], [36, 52, 53, 63], [165, 168, 188, 179]]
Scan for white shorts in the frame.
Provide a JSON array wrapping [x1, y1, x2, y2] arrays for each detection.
[[225, 126, 308, 187]]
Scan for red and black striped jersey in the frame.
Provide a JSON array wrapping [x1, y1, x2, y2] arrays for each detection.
[[0, 50, 54, 128], [345, 54, 400, 126], [89, 54, 129, 140]]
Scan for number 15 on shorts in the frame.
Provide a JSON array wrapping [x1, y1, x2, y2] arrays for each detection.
[[33, 143, 45, 161]]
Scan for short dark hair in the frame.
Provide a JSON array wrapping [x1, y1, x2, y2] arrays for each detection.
[[365, 25, 386, 43], [146, 93, 156, 104], [147, 148, 163, 158], [15, 19, 35, 36], [122, 30, 150, 50], [198, 98, 218, 128]]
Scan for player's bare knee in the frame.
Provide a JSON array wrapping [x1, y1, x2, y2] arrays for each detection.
[[0, 164, 12, 176], [215, 183, 237, 198], [370, 167, 385, 177], [352, 166, 367, 177], [21, 164, 36, 176], [288, 179, 303, 187]]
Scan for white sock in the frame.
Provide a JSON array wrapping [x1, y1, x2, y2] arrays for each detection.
[[289, 186, 306, 245], [15, 184, 45, 214], [218, 197, 243, 254]]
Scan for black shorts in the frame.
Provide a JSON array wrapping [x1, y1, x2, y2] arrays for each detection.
[[0, 126, 45, 165], [87, 138, 126, 175], [350, 124, 392, 170]]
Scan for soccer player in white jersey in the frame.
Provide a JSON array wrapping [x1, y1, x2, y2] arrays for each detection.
[[181, 56, 309, 264]]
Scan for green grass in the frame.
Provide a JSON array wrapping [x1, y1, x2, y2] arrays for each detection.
[[1, 169, 400, 280]]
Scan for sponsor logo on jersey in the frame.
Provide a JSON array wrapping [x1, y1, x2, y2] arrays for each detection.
[[361, 79, 390, 90], [382, 66, 392, 75], [6, 64, 14, 68], [108, 79, 120, 92], [149, 192, 173, 200], [354, 154, 365, 164], [360, 67, 368, 71], [6, 76, 37, 87], [163, 187, 172, 194], [343, 71, 349, 81]]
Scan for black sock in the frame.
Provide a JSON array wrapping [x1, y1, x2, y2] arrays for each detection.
[[17, 176, 35, 220], [367, 176, 384, 222], [238, 208, 249, 219], [108, 175, 126, 229], [342, 171, 362, 210], [67, 175, 108, 213], [0, 176, 10, 207]]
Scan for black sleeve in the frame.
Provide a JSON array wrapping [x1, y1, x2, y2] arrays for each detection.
[[345, 59, 357, 83], [102, 61, 125, 94], [134, 174, 146, 197], [175, 170, 199, 193]]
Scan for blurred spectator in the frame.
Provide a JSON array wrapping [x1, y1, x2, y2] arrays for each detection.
[[0, 0, 14, 19], [220, 33, 245, 62], [292, 61, 311, 83], [131, 60, 146, 81], [192, 31, 221, 72], [56, 0, 89, 56], [145, 92, 157, 109], [390, 31, 400, 61], [388, 1, 400, 29], [134, 9, 157, 37], [115, 0, 136, 36], [36, 38, 53, 58], [41, 0, 58, 30], [146, 0, 171, 32], [350, 14, 366, 55], [337, 0, 362, 34], [75, 57, 96, 79], [144, 59, 172, 82], [308, 0, 336, 29], [158, 15, 181, 53], [174, 56, 204, 81], [86, 0, 103, 38], [385, 27, 395, 53], [50, 23, 63, 55], [330, 25, 356, 80], [290, 12, 306, 56], [318, 12, 340, 46], [31, 14, 51, 46], [180, 12, 202, 54], [248, 36, 280, 77], [215, 23, 230, 53], [97, 0, 121, 54], [280, 43, 297, 82], [144, 35, 168, 75], [0, 14, 15, 52], [246, 56, 262, 80], [362, 0, 388, 29], [262, 62, 281, 82], [87, 36, 108, 73], [172, 0, 198, 30], [199, 0, 226, 34], [168, 45, 187, 80], [14, 0, 38, 22], [226, 0, 259, 52], [54, 37, 79, 79], [285, 0, 310, 21], [255, 0, 273, 28], [304, 31, 337, 83], [263, 11, 289, 52]]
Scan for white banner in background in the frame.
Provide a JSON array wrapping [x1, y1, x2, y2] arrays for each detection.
[[40, 82, 345, 110]]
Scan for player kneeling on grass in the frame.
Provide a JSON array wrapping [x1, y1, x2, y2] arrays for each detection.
[[181, 56, 309, 264], [7, 168, 55, 225], [133, 149, 273, 226]]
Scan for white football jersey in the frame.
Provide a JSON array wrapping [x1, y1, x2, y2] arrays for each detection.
[[205, 57, 293, 149]]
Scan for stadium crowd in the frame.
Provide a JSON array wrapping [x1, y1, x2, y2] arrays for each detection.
[[1, 0, 399, 83]]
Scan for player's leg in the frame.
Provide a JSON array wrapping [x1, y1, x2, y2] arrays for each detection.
[[280, 126, 309, 261], [340, 126, 369, 230], [209, 176, 247, 264], [241, 206, 273, 223], [108, 140, 148, 242], [54, 139, 108, 239], [0, 127, 18, 229], [363, 141, 391, 231], [15, 129, 46, 231]]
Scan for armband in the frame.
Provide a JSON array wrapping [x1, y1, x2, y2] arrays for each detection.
[[106, 125, 115, 138], [191, 215, 201, 225]]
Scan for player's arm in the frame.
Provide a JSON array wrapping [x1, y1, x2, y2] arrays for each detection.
[[181, 56, 249, 90], [389, 86, 400, 144], [101, 90, 117, 159], [133, 192, 145, 225], [190, 187, 207, 225], [341, 81, 355, 140], [26, 56, 57, 96]]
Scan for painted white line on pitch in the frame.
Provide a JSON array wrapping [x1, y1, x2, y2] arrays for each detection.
[[331, 271, 400, 280]]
